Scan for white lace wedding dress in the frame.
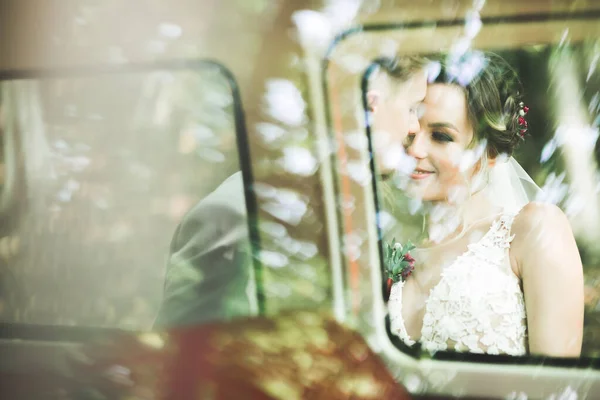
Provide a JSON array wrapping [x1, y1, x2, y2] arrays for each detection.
[[388, 214, 528, 356]]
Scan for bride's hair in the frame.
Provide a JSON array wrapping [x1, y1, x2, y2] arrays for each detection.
[[429, 51, 526, 159]]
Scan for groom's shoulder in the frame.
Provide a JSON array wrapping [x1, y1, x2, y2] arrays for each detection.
[[187, 171, 247, 220]]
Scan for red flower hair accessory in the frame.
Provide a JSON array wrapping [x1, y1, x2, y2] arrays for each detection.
[[517, 101, 529, 139]]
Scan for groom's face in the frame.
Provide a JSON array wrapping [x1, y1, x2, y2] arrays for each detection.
[[368, 70, 427, 180]]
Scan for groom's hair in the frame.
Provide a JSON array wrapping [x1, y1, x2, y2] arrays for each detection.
[[373, 55, 429, 82], [367, 55, 429, 104]]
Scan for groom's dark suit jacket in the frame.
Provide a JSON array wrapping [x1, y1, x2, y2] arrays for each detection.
[[153, 172, 256, 328]]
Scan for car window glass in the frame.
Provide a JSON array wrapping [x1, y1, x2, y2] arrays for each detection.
[[0, 64, 252, 330]]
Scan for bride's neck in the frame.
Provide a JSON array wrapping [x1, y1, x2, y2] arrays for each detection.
[[421, 190, 497, 246]]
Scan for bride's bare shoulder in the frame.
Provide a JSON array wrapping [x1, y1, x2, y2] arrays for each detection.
[[510, 202, 578, 272], [512, 201, 570, 237]]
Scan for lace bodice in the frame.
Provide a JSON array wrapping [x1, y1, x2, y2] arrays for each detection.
[[388, 214, 528, 356]]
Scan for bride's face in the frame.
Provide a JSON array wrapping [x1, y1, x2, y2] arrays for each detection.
[[403, 83, 480, 203]]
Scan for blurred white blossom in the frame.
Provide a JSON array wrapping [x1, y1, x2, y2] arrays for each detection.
[[292, 0, 361, 53], [197, 148, 226, 163], [259, 221, 288, 239], [377, 211, 396, 232], [406, 197, 423, 215], [448, 50, 487, 86], [346, 160, 372, 186], [465, 11, 482, 38], [53, 139, 69, 151], [536, 172, 569, 205], [104, 365, 134, 387], [192, 124, 215, 141], [542, 124, 600, 163], [554, 124, 599, 152], [505, 392, 528, 400], [404, 374, 424, 393], [278, 236, 319, 260], [381, 143, 417, 176], [296, 241, 319, 260], [449, 37, 472, 60], [344, 131, 369, 151], [565, 194, 585, 217], [379, 38, 400, 58], [280, 146, 318, 176], [253, 182, 278, 199], [427, 61, 442, 83], [336, 53, 372, 74], [456, 141, 486, 172], [261, 189, 309, 226], [259, 250, 289, 269], [546, 386, 578, 400], [264, 79, 306, 127], [323, 0, 362, 29], [588, 54, 599, 82], [540, 139, 558, 163], [158, 23, 183, 39], [266, 282, 292, 298], [256, 122, 287, 144], [292, 10, 333, 53], [559, 28, 570, 48]]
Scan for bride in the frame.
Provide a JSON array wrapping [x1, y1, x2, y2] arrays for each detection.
[[382, 52, 584, 357]]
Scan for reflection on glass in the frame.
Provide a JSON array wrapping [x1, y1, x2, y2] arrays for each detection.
[[367, 46, 600, 358], [0, 67, 251, 330], [249, 76, 334, 318]]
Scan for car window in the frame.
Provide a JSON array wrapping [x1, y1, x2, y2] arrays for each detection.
[[324, 13, 600, 362], [0, 62, 257, 330]]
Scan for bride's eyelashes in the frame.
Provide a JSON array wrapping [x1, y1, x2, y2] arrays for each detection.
[[403, 131, 454, 146], [432, 131, 454, 143]]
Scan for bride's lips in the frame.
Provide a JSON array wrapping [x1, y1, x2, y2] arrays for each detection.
[[410, 168, 434, 180]]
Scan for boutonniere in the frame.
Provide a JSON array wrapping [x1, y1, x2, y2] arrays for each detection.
[[384, 239, 416, 300]]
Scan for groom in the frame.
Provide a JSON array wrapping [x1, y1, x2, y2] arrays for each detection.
[[367, 55, 428, 179], [153, 55, 428, 329], [153, 171, 256, 328]]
